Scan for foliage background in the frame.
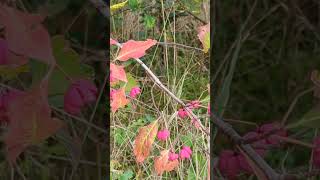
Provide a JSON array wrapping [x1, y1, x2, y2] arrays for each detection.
[[213, 0, 320, 178], [0, 0, 107, 179], [111, 0, 210, 179]]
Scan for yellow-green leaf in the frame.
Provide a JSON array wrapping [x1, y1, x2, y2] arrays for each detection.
[[111, 0, 128, 13], [0, 65, 29, 80]]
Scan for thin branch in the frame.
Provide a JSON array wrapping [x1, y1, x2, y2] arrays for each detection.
[[51, 106, 108, 135], [81, 72, 108, 144], [211, 113, 280, 179], [113, 41, 281, 179]]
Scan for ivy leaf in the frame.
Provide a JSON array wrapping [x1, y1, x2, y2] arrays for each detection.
[[111, 88, 130, 112], [0, 5, 55, 64], [197, 23, 210, 53], [133, 121, 158, 163], [4, 81, 64, 164], [111, 0, 128, 13], [110, 63, 127, 83], [116, 39, 157, 61], [154, 150, 179, 175]]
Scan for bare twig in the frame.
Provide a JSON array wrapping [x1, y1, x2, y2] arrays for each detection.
[[211, 113, 280, 179]]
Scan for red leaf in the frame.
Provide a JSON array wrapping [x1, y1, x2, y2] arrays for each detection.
[[0, 38, 28, 66], [110, 88, 129, 112], [110, 38, 118, 45], [0, 5, 55, 65], [116, 39, 157, 61], [4, 81, 64, 164], [110, 63, 127, 83], [154, 150, 179, 175]]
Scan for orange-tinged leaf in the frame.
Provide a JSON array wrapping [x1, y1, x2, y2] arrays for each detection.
[[110, 63, 127, 83], [116, 39, 157, 61], [0, 5, 55, 64], [154, 150, 179, 175], [133, 121, 158, 163], [110, 88, 129, 112], [4, 80, 64, 164], [197, 23, 210, 53]]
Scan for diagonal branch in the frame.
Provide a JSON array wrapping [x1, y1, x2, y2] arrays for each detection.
[[113, 41, 280, 179]]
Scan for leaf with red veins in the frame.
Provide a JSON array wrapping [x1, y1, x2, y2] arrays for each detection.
[[133, 121, 158, 163], [154, 150, 179, 175], [116, 39, 157, 61], [110, 88, 129, 112], [110, 63, 127, 83], [4, 81, 64, 164], [0, 5, 55, 65]]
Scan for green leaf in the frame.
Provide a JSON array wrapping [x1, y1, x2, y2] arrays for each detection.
[[181, 135, 193, 147], [120, 170, 134, 180], [125, 73, 139, 92], [128, 0, 139, 11], [114, 128, 126, 145], [214, 37, 242, 116], [203, 32, 210, 53], [287, 105, 320, 129], [187, 165, 196, 180], [30, 35, 94, 107], [143, 15, 156, 29]]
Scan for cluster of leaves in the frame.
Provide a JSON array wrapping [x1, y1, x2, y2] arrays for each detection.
[[0, 4, 98, 168], [110, 16, 210, 178]]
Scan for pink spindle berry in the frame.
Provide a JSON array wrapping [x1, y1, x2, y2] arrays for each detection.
[[129, 87, 141, 98], [258, 123, 287, 146], [157, 129, 170, 141], [179, 146, 192, 159], [187, 100, 201, 109], [218, 150, 241, 179], [64, 79, 98, 115], [313, 137, 320, 168], [168, 152, 179, 161], [178, 108, 188, 119]]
